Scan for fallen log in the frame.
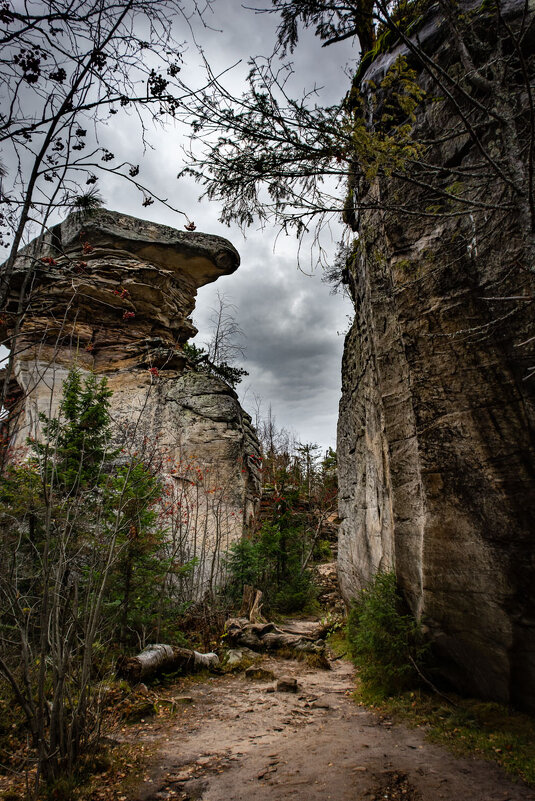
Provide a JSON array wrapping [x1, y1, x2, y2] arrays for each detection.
[[224, 617, 329, 664], [117, 644, 219, 683], [278, 620, 331, 640]]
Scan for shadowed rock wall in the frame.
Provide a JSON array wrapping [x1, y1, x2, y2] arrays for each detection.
[[337, 3, 535, 709], [2, 209, 261, 598]]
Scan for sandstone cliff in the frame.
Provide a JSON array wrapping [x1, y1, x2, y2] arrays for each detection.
[[1, 209, 261, 598], [337, 1, 535, 710]]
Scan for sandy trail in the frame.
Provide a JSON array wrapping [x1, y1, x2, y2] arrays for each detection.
[[130, 650, 535, 801]]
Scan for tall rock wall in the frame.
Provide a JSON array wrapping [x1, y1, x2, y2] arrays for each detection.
[[2, 209, 261, 598], [338, 2, 535, 709]]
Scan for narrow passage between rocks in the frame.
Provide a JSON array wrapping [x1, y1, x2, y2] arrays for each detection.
[[126, 635, 534, 801]]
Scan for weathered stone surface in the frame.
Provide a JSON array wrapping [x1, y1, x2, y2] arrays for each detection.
[[2, 210, 260, 599], [223, 648, 260, 670], [3, 208, 240, 373], [337, 3, 535, 710]]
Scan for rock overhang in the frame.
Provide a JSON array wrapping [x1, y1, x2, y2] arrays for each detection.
[[12, 209, 240, 289]]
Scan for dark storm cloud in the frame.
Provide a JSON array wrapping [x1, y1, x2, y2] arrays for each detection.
[[0, 2, 357, 449], [193, 231, 352, 449]]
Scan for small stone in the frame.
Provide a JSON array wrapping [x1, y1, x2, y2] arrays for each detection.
[[245, 666, 276, 681], [276, 677, 298, 693], [224, 649, 244, 668], [311, 698, 331, 709]]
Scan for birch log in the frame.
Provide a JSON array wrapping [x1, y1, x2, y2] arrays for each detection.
[[117, 644, 219, 683]]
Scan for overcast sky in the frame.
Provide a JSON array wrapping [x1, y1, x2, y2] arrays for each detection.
[[7, 0, 359, 453], [115, 0, 358, 452]]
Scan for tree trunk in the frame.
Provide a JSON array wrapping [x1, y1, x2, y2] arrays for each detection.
[[117, 644, 219, 683], [224, 617, 329, 666], [240, 584, 265, 622]]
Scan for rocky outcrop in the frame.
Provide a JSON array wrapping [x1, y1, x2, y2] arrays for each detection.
[[337, 3, 535, 709], [2, 209, 261, 598], [4, 208, 240, 373]]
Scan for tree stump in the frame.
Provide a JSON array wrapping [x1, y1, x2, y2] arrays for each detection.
[[240, 585, 265, 622]]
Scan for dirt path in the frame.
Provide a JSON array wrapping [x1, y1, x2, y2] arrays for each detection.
[[128, 650, 535, 801]]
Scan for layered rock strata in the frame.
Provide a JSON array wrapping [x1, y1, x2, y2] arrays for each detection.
[[1, 209, 261, 598], [337, 2, 535, 709]]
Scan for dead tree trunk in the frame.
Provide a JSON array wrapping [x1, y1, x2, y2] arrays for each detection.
[[224, 618, 329, 666], [117, 644, 219, 683], [240, 585, 265, 622]]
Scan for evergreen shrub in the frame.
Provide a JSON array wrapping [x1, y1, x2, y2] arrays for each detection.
[[347, 571, 428, 698], [224, 522, 316, 614]]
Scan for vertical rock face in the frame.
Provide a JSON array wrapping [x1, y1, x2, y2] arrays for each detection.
[[338, 5, 535, 709], [2, 209, 261, 598]]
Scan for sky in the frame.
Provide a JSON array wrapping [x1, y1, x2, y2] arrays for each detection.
[[116, 0, 358, 452], [5, 0, 359, 453]]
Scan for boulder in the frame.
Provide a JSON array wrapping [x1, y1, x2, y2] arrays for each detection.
[[244, 666, 276, 681], [276, 678, 298, 693]]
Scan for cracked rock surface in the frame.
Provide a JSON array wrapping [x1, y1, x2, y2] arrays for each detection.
[[337, 1, 535, 711]]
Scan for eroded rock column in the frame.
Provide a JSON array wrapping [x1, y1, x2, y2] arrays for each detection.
[[337, 3, 535, 710], [2, 209, 261, 598]]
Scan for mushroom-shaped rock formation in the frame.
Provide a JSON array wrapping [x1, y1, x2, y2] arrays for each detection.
[[4, 208, 240, 374], [2, 210, 260, 599]]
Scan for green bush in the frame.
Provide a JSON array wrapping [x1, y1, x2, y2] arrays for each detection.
[[224, 522, 316, 614], [274, 570, 316, 614], [313, 538, 333, 562], [347, 571, 428, 699], [0, 367, 195, 789]]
